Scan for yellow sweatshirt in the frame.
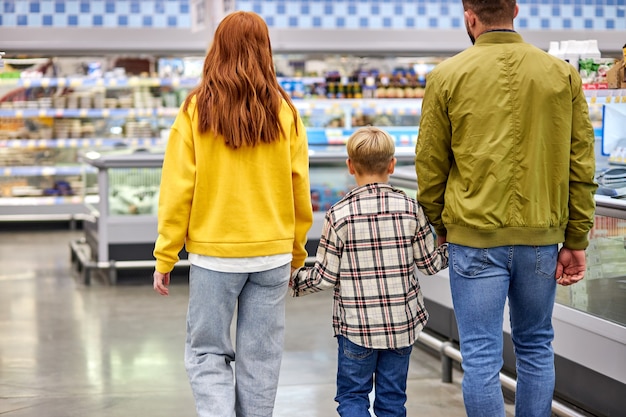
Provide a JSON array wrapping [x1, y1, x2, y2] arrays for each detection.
[[153, 97, 313, 273]]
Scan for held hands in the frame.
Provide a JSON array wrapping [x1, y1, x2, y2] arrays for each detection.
[[555, 247, 586, 286], [153, 270, 171, 296]]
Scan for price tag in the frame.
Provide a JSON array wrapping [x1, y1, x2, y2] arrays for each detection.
[[22, 79, 31, 88], [79, 109, 88, 117], [41, 78, 50, 88]]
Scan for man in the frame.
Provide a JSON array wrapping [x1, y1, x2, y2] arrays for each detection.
[[415, 0, 598, 416]]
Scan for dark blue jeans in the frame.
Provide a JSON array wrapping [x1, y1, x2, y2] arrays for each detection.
[[335, 335, 413, 417]]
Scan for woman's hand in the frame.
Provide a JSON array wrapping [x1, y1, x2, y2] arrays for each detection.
[[153, 270, 171, 296]]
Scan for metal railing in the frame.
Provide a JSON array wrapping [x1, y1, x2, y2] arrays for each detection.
[[415, 331, 590, 417]]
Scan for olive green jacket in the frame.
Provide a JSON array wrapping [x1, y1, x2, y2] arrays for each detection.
[[415, 31, 597, 250]]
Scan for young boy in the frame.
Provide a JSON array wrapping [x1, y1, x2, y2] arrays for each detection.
[[291, 126, 449, 417]]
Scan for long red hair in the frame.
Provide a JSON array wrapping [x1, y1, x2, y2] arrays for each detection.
[[183, 11, 298, 149]]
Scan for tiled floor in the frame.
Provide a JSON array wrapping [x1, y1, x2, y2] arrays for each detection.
[[0, 228, 515, 417]]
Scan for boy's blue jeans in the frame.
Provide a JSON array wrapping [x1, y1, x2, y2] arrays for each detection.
[[335, 335, 413, 417], [449, 243, 558, 417]]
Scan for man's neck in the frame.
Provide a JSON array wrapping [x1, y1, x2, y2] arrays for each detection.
[[476, 25, 515, 39]]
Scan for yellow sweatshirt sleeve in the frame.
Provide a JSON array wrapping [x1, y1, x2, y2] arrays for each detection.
[[291, 114, 313, 268], [153, 107, 196, 273]]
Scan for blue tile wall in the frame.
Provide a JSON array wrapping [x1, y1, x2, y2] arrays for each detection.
[[0, 0, 191, 28], [236, 0, 625, 30], [0, 0, 623, 30]]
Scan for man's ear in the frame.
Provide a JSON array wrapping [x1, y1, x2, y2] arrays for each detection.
[[513, 3, 519, 18], [464, 9, 475, 27]]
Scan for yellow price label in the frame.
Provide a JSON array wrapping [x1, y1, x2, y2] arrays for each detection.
[[102, 109, 110, 117], [39, 110, 47, 117], [57, 78, 66, 87], [79, 109, 88, 117], [22, 79, 31, 88], [41, 78, 50, 88]]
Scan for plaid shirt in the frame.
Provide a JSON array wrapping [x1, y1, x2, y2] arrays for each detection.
[[292, 183, 448, 349]]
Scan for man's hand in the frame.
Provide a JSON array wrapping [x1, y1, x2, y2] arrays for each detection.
[[153, 270, 171, 296], [437, 235, 447, 246], [555, 247, 586, 286]]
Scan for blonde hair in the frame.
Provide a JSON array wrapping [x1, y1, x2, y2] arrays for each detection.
[[346, 126, 395, 175], [183, 11, 298, 149]]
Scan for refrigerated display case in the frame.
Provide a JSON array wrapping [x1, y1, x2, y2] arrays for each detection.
[[69, 141, 418, 284], [0, 75, 189, 222], [389, 164, 626, 417]]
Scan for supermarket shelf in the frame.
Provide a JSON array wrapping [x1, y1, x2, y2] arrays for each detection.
[[0, 76, 198, 88], [307, 126, 418, 146], [0, 129, 417, 150], [0, 137, 162, 149], [0, 107, 179, 118], [0, 76, 324, 89], [1, 165, 96, 177], [584, 88, 626, 103], [0, 100, 424, 119]]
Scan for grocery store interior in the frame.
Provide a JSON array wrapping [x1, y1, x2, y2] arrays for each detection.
[[0, 0, 625, 416]]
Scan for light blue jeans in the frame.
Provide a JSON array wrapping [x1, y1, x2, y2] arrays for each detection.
[[184, 263, 290, 417], [448, 244, 557, 417], [335, 335, 413, 417]]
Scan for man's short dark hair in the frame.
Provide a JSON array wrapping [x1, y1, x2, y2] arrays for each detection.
[[462, 0, 517, 26]]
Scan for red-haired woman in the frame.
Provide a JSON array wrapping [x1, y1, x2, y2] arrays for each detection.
[[153, 11, 313, 417]]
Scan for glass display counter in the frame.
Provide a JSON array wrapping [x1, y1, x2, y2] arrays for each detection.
[[70, 144, 417, 284], [389, 166, 626, 417]]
